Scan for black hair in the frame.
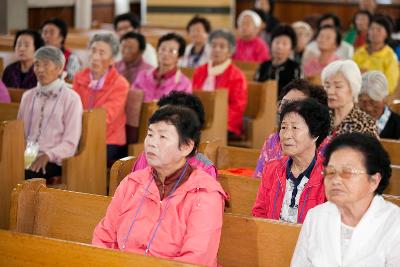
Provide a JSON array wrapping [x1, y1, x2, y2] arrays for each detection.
[[324, 133, 391, 195], [113, 12, 140, 30], [186, 15, 212, 34], [316, 25, 342, 47], [371, 15, 393, 44], [318, 13, 342, 29], [148, 105, 201, 157], [120, 31, 146, 52], [157, 33, 186, 57], [13, 29, 44, 50], [279, 78, 328, 106], [251, 8, 268, 25], [41, 18, 68, 46], [279, 98, 330, 147], [157, 91, 205, 129], [271, 24, 297, 50], [352, 10, 373, 32]]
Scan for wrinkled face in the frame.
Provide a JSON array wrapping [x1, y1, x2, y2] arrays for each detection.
[[188, 23, 208, 46], [324, 72, 354, 110], [279, 112, 315, 157], [294, 27, 311, 52], [355, 13, 370, 32], [368, 22, 387, 45], [42, 24, 63, 48], [157, 39, 180, 67], [210, 37, 231, 65], [238, 15, 258, 39], [279, 89, 307, 113], [358, 93, 385, 119], [15, 34, 35, 62], [324, 148, 380, 208], [271, 35, 292, 62], [316, 28, 337, 52], [144, 121, 192, 169], [116, 20, 136, 38], [89, 41, 114, 75], [34, 58, 63, 85], [121, 38, 141, 63]]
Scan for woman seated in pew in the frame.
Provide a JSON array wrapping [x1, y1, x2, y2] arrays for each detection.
[[93, 106, 227, 267], [252, 98, 330, 223], [18, 46, 82, 180], [0, 80, 11, 103], [291, 21, 313, 64], [41, 18, 81, 81], [232, 9, 270, 63], [254, 79, 328, 178], [132, 33, 192, 102], [2, 29, 44, 90], [192, 29, 247, 140], [359, 71, 400, 139], [132, 91, 217, 178], [343, 10, 372, 49], [254, 24, 301, 95], [179, 15, 211, 68], [115, 32, 153, 85], [291, 133, 400, 266], [73, 33, 129, 164], [322, 60, 377, 137]]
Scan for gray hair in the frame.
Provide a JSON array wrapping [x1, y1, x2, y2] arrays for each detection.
[[34, 46, 66, 68], [89, 33, 120, 58], [361, 71, 388, 101], [321, 60, 362, 102], [292, 21, 313, 39], [209, 29, 236, 54]]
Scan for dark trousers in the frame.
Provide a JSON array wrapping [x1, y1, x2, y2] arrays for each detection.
[[25, 162, 62, 180], [107, 144, 127, 167]]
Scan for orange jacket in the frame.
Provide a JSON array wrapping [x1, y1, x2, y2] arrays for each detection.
[[73, 67, 129, 145]]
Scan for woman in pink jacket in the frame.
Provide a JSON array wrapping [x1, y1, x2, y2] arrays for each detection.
[[93, 105, 227, 267]]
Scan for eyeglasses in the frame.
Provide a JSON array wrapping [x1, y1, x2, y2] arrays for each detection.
[[322, 166, 368, 180], [158, 47, 178, 55]]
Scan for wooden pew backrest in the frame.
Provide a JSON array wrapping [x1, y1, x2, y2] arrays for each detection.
[[109, 156, 136, 196], [0, 102, 19, 121], [7, 87, 25, 103], [180, 67, 194, 80], [216, 146, 259, 170], [0, 56, 3, 77], [381, 138, 400, 165], [386, 165, 400, 196]]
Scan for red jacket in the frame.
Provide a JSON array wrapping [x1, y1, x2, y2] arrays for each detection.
[[192, 63, 247, 136], [252, 155, 326, 223], [73, 66, 129, 145]]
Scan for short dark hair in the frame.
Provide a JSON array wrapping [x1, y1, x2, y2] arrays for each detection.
[[316, 25, 342, 47], [323, 133, 391, 195], [120, 31, 146, 52], [149, 105, 201, 157], [41, 18, 68, 46], [157, 91, 205, 129], [318, 13, 341, 29], [186, 15, 211, 34], [113, 13, 140, 30], [371, 15, 393, 44], [271, 24, 297, 50], [279, 98, 330, 147], [157, 33, 186, 57], [13, 29, 44, 50], [279, 78, 328, 106], [352, 10, 372, 31]]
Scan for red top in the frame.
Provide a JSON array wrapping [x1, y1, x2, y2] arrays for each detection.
[[63, 48, 71, 71], [192, 63, 247, 136], [232, 37, 271, 63]]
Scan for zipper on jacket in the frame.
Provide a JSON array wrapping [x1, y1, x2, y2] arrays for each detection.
[[272, 171, 282, 218]]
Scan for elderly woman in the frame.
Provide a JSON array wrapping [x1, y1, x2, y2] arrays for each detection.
[[132, 91, 217, 178], [353, 15, 399, 94], [115, 32, 153, 85], [322, 60, 377, 137], [73, 33, 129, 163], [132, 33, 192, 102], [2, 29, 44, 89], [252, 98, 330, 223], [291, 21, 313, 64], [232, 9, 270, 63], [193, 29, 247, 139], [291, 133, 400, 266], [254, 79, 328, 178], [18, 46, 82, 180], [359, 71, 400, 139], [344, 10, 372, 49], [92, 106, 227, 267], [179, 16, 211, 68]]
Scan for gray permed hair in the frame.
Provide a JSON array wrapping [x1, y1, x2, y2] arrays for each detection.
[[208, 29, 236, 54], [89, 32, 120, 58], [34, 46, 66, 68]]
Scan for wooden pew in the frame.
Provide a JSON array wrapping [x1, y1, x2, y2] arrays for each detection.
[[7, 87, 25, 103], [233, 60, 259, 81], [388, 165, 400, 196], [204, 145, 259, 170], [0, 230, 196, 267], [229, 80, 278, 149], [381, 138, 400, 165], [0, 120, 24, 229], [180, 67, 194, 80], [10, 179, 301, 267], [0, 102, 19, 121], [108, 156, 136, 197], [0, 56, 3, 76]]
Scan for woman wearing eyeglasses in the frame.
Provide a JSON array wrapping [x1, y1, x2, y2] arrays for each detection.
[[291, 133, 400, 266], [252, 98, 330, 223]]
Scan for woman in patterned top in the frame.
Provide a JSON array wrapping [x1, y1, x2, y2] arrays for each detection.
[[321, 60, 377, 137]]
